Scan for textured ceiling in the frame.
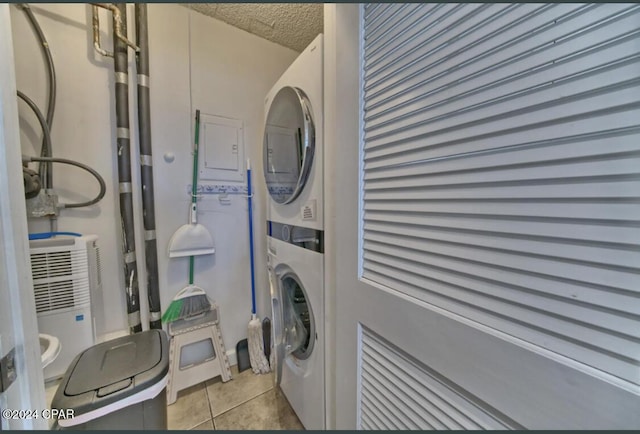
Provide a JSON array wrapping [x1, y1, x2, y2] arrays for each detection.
[[187, 3, 323, 52]]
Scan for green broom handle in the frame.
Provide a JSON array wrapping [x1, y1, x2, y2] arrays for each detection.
[[189, 256, 194, 285], [192, 110, 200, 204], [189, 110, 201, 285]]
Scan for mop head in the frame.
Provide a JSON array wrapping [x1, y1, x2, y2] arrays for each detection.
[[270, 347, 275, 370], [248, 315, 270, 374]]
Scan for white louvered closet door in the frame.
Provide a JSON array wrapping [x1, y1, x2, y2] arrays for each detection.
[[331, 3, 640, 430]]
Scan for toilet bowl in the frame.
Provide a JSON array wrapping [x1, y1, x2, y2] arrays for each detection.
[[39, 333, 61, 369]]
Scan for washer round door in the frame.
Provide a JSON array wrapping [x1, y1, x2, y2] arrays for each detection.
[[263, 86, 315, 204], [269, 265, 317, 388], [280, 272, 315, 360]]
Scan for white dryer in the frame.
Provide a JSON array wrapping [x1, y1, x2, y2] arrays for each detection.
[[263, 34, 323, 230], [263, 34, 325, 430]]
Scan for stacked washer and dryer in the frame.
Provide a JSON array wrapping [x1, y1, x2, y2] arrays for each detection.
[[263, 34, 324, 430]]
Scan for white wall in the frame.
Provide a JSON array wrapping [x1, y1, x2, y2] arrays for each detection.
[[148, 5, 298, 359], [10, 3, 297, 361], [11, 3, 126, 336]]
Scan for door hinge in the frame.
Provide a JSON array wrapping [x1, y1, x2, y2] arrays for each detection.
[[0, 348, 17, 393]]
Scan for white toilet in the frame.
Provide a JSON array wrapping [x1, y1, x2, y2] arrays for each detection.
[[39, 333, 61, 369]]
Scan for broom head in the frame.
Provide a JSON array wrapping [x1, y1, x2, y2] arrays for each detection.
[[162, 285, 212, 323]]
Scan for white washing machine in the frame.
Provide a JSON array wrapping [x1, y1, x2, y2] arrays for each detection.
[[263, 34, 325, 430], [267, 234, 324, 430]]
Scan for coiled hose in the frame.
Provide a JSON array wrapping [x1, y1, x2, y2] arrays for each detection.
[[18, 91, 106, 208], [17, 90, 52, 189], [24, 156, 106, 208], [19, 3, 56, 189]]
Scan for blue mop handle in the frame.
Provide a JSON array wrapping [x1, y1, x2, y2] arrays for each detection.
[[247, 160, 257, 316]]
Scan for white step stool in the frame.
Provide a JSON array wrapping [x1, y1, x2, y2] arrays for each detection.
[[166, 304, 232, 405]]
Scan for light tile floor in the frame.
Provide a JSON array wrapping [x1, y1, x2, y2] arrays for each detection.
[[168, 365, 304, 430], [45, 365, 303, 430]]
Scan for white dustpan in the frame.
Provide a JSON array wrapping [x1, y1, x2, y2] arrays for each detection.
[[168, 109, 215, 258], [167, 213, 215, 257]]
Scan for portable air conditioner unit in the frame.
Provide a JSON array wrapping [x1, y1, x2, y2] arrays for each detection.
[[29, 234, 102, 382]]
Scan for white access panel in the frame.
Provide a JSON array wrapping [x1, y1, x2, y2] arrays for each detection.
[[200, 113, 245, 182]]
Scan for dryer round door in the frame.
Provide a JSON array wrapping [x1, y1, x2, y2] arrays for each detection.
[[263, 86, 315, 204]]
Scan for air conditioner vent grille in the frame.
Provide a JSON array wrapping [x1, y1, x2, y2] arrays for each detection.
[[30, 249, 91, 314], [30, 251, 72, 279]]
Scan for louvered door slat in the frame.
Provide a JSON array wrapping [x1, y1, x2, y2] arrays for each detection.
[[359, 328, 513, 429], [361, 2, 640, 388], [365, 110, 640, 169], [365, 91, 640, 153], [361, 381, 422, 429], [364, 129, 640, 179], [367, 10, 639, 124], [365, 211, 638, 247], [366, 4, 519, 72], [366, 59, 640, 136], [365, 159, 640, 192], [362, 352, 451, 429], [363, 342, 479, 429], [364, 268, 639, 386], [365, 5, 635, 102], [365, 4, 590, 97], [364, 180, 640, 202], [362, 3, 392, 32], [363, 249, 639, 351], [364, 221, 640, 270], [364, 4, 464, 79], [364, 4, 420, 48], [365, 199, 640, 221], [364, 231, 638, 298], [363, 337, 509, 429], [364, 4, 449, 65], [360, 402, 391, 430]]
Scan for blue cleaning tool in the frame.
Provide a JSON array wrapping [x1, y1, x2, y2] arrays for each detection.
[[248, 161, 257, 316], [246, 159, 270, 374], [29, 232, 82, 240]]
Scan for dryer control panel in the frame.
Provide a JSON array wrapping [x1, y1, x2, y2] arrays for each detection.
[[267, 221, 324, 253]]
